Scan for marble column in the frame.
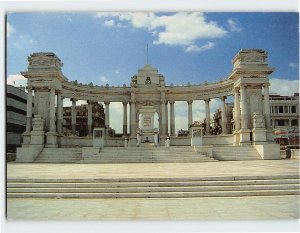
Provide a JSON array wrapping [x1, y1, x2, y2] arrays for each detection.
[[49, 88, 56, 132], [165, 102, 169, 136], [71, 98, 77, 135], [240, 84, 248, 129], [187, 100, 193, 135], [234, 87, 241, 131], [26, 87, 33, 132], [263, 83, 271, 129], [130, 91, 136, 137], [104, 101, 110, 136], [221, 96, 227, 134], [170, 100, 175, 136], [123, 101, 128, 136], [205, 99, 210, 135], [87, 101, 93, 136], [161, 100, 166, 136], [56, 91, 63, 134], [130, 101, 136, 136]]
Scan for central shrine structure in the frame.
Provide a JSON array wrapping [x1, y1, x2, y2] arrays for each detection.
[[16, 49, 280, 162]]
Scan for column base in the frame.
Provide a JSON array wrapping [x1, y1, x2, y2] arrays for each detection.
[[22, 131, 31, 145], [45, 131, 58, 148], [252, 128, 267, 144], [239, 129, 251, 146]]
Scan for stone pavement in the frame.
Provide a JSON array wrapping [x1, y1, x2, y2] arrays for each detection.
[[7, 160, 299, 179], [6, 160, 300, 221]]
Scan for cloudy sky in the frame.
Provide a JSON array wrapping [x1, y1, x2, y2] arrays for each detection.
[[6, 12, 299, 133]]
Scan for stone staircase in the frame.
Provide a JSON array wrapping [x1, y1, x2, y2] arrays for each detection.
[[212, 146, 262, 161], [79, 146, 216, 163], [34, 148, 82, 163], [7, 175, 300, 198]]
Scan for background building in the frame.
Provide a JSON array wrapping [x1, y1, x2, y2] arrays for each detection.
[[6, 85, 28, 153], [63, 102, 115, 137]]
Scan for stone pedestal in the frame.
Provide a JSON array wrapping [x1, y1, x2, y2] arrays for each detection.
[[252, 128, 267, 144], [22, 131, 31, 145], [233, 131, 240, 146], [46, 131, 58, 147], [239, 129, 251, 146]]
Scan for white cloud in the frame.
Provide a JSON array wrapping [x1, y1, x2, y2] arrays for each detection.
[[289, 62, 298, 68], [227, 19, 242, 32], [95, 12, 227, 52], [269, 78, 299, 96], [7, 74, 27, 87], [99, 76, 109, 84], [11, 34, 37, 49], [185, 42, 215, 53], [7, 22, 15, 37], [103, 19, 114, 27]]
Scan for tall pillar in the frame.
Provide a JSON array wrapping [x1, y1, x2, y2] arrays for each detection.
[[56, 91, 63, 134], [49, 88, 56, 132], [187, 100, 193, 135], [161, 100, 166, 137], [234, 87, 241, 131], [87, 100, 93, 136], [170, 100, 175, 136], [104, 101, 110, 136], [263, 83, 271, 129], [123, 101, 128, 136], [221, 96, 227, 134], [26, 87, 33, 132], [71, 98, 77, 135], [205, 99, 210, 135], [130, 91, 136, 137], [165, 102, 169, 136], [240, 84, 248, 129]]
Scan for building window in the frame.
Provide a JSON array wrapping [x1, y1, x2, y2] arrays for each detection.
[[291, 106, 296, 113], [279, 106, 283, 113], [291, 119, 298, 126], [277, 120, 285, 126]]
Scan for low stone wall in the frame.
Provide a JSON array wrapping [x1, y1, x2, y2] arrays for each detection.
[[170, 137, 191, 146], [254, 144, 281, 160], [203, 134, 234, 146], [104, 138, 124, 147], [61, 136, 92, 147]]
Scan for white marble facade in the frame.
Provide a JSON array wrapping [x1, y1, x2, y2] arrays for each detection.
[[19, 49, 276, 152]]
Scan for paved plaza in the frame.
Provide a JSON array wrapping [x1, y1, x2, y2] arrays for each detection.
[[6, 160, 300, 221]]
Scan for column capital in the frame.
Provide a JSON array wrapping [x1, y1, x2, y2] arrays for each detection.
[[169, 100, 175, 105], [87, 100, 94, 104], [204, 98, 210, 103], [263, 83, 270, 88], [130, 100, 136, 104], [71, 98, 77, 102], [104, 101, 110, 105], [240, 83, 247, 89], [160, 100, 167, 105], [122, 101, 128, 105], [187, 100, 193, 104]]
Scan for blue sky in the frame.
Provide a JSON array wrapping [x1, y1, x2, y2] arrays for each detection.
[[6, 12, 299, 133]]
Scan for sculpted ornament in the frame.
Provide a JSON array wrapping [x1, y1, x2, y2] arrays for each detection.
[[253, 112, 265, 128]]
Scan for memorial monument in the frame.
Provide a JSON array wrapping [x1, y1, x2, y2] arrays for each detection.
[[16, 49, 280, 162]]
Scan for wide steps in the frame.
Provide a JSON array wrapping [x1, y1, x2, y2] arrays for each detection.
[[80, 147, 215, 163], [34, 148, 82, 163], [7, 176, 300, 198], [213, 146, 261, 161]]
